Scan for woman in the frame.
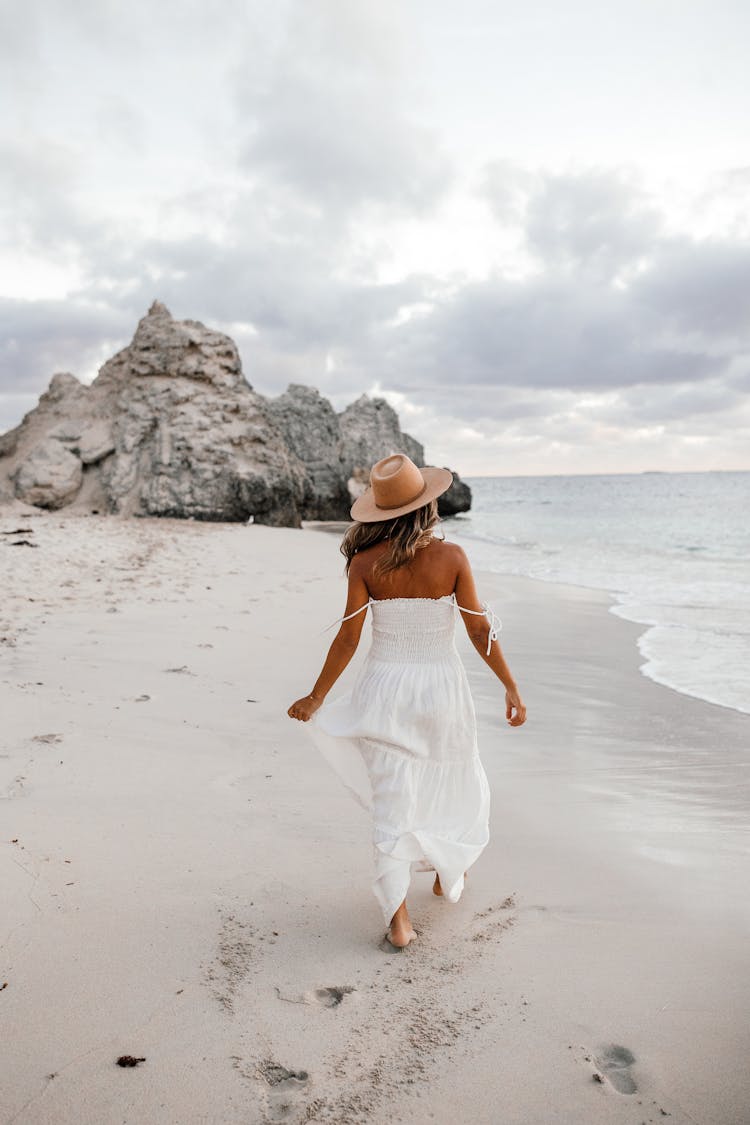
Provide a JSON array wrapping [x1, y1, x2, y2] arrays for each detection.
[[288, 454, 526, 949]]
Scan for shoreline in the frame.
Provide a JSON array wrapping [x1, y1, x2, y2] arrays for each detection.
[[444, 523, 750, 719], [2, 511, 749, 1124], [308, 515, 750, 718]]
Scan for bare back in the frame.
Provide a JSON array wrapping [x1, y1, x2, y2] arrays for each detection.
[[357, 538, 464, 602], [341, 536, 492, 653]]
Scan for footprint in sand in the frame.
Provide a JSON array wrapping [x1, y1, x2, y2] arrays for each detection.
[[594, 1044, 637, 1093], [470, 895, 517, 943], [204, 910, 259, 1014], [474, 894, 516, 918], [258, 1060, 310, 1121], [309, 986, 355, 1008], [276, 985, 355, 1008]]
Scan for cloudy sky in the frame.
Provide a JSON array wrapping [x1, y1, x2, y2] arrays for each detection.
[[2, 0, 749, 475]]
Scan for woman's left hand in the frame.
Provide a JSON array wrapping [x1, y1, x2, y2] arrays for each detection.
[[287, 694, 322, 722]]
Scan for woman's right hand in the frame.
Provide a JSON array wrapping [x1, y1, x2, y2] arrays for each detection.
[[505, 686, 526, 727], [287, 693, 322, 722]]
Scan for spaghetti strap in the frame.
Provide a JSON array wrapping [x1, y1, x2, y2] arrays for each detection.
[[322, 599, 374, 634], [449, 593, 502, 655]]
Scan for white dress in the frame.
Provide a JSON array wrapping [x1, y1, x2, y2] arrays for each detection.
[[308, 594, 500, 924]]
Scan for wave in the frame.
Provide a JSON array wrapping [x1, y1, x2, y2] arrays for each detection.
[[446, 473, 750, 716]]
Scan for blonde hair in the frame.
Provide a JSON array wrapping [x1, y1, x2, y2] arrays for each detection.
[[341, 500, 440, 579]]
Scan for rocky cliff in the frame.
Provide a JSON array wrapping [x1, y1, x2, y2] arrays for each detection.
[[0, 302, 304, 524], [264, 385, 351, 521], [0, 302, 471, 525], [265, 386, 451, 521]]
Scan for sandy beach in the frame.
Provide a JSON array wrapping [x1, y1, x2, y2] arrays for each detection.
[[2, 509, 749, 1125]]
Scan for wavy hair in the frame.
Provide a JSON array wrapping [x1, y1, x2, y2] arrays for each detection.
[[340, 499, 441, 579]]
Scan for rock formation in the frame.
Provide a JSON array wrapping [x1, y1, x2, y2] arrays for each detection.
[[335, 395, 469, 519], [265, 386, 468, 522], [0, 302, 305, 525], [11, 432, 84, 510], [0, 302, 471, 525], [264, 385, 350, 521], [438, 471, 473, 517], [339, 394, 424, 475]]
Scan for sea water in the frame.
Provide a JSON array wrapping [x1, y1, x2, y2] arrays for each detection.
[[445, 471, 750, 715]]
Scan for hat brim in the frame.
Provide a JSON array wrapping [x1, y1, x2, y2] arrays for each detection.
[[349, 466, 454, 523]]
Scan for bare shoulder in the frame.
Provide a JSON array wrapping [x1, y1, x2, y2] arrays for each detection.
[[347, 541, 387, 579], [426, 539, 472, 589], [347, 549, 368, 578], [438, 540, 470, 568]]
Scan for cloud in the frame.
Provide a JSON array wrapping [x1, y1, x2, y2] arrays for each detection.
[[0, 297, 132, 388], [0, 138, 109, 267], [237, 1, 451, 218], [0, 0, 451, 406], [368, 272, 721, 396], [357, 166, 749, 405], [632, 238, 750, 339], [524, 168, 663, 278], [0, 3, 748, 474], [3, 162, 748, 456], [484, 163, 663, 280]]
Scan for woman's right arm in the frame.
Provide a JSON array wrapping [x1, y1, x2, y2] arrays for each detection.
[[453, 546, 527, 727], [287, 557, 370, 722]]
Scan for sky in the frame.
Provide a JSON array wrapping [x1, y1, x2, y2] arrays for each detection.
[[1, 0, 749, 476]]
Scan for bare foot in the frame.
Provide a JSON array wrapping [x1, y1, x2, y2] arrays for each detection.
[[387, 901, 417, 948], [433, 871, 469, 897], [385, 925, 416, 949]]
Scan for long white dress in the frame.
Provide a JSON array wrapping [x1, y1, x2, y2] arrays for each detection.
[[308, 594, 500, 924]]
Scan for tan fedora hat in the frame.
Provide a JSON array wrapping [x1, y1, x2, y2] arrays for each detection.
[[350, 454, 453, 523]]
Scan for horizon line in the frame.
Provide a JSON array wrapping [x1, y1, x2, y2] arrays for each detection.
[[461, 468, 749, 479]]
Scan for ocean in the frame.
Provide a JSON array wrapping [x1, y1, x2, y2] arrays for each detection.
[[445, 471, 750, 715]]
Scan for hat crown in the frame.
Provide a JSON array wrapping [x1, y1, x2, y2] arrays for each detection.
[[370, 454, 426, 511], [349, 455, 452, 522]]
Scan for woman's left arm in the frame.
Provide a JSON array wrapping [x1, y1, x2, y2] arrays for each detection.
[[287, 560, 370, 722]]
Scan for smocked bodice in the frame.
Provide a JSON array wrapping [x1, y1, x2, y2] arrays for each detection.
[[325, 593, 501, 665], [370, 596, 458, 663]]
